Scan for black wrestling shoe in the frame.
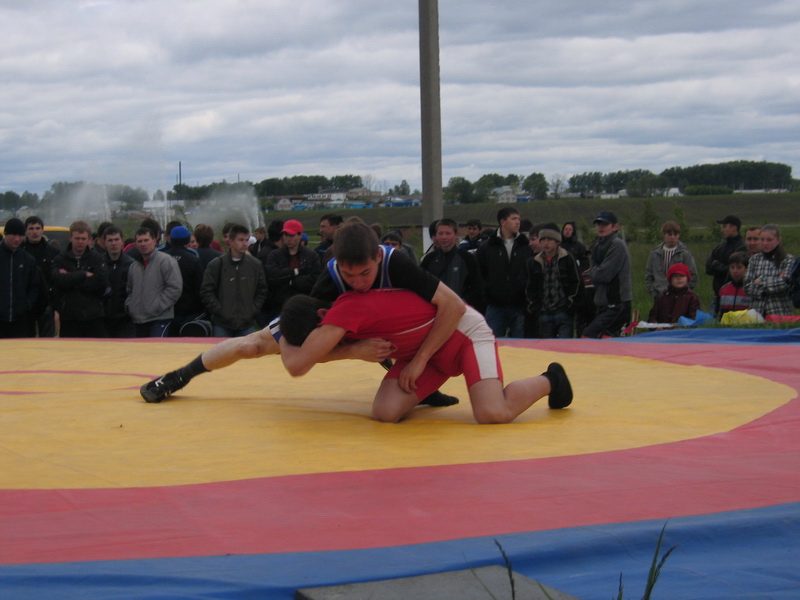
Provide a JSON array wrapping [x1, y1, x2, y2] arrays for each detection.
[[543, 362, 573, 409], [419, 390, 460, 407], [140, 371, 185, 403]]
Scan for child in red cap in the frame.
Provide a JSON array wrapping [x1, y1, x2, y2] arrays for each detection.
[[647, 263, 700, 324]]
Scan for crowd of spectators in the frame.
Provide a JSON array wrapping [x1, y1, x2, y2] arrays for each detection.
[[1, 210, 798, 340]]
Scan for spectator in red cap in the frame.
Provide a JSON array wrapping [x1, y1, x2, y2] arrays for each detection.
[[648, 263, 700, 324], [262, 219, 322, 322]]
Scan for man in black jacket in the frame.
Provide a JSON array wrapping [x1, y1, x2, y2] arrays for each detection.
[[22, 216, 60, 337], [160, 225, 204, 335], [475, 207, 531, 337], [421, 218, 485, 312], [201, 224, 268, 337], [51, 221, 108, 338], [263, 220, 322, 322], [1, 218, 40, 338], [706, 215, 746, 311], [102, 225, 135, 337]]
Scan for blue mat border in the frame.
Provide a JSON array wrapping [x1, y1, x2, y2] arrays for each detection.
[[1, 502, 798, 600], [615, 327, 800, 344]]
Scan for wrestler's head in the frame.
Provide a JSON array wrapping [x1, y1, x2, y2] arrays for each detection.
[[333, 219, 383, 293], [280, 295, 331, 346]]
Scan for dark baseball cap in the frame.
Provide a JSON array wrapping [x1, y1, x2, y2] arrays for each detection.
[[593, 211, 618, 225], [716, 215, 741, 228]]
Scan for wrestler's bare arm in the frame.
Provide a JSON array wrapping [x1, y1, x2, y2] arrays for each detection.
[[280, 327, 394, 377]]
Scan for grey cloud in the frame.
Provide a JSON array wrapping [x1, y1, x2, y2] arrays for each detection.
[[0, 0, 798, 196]]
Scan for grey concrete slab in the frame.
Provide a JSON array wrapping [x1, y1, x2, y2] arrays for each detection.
[[296, 565, 580, 600]]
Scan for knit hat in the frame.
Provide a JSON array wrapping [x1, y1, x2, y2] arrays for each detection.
[[666, 263, 691, 281], [170, 225, 191, 246], [537, 223, 562, 243], [3, 218, 26, 236]]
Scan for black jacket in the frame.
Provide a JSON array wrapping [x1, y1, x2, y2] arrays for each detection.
[[103, 252, 134, 324], [160, 245, 204, 317], [475, 230, 531, 307], [420, 246, 485, 312], [1, 242, 40, 323], [706, 235, 746, 294], [201, 253, 268, 331], [526, 248, 584, 316], [264, 245, 322, 317], [51, 246, 108, 321]]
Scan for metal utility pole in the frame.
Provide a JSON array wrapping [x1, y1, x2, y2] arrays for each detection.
[[419, 0, 443, 235]]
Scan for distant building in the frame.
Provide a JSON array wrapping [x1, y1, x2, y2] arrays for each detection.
[[305, 190, 347, 203], [275, 198, 293, 211], [346, 187, 382, 200], [490, 186, 518, 203]]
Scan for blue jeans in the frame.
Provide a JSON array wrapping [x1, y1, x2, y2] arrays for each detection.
[[486, 305, 526, 338], [212, 324, 257, 338], [135, 319, 172, 338], [538, 311, 574, 339]]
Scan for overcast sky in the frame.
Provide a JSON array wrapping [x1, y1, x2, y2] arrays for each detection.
[[1, 0, 798, 196]]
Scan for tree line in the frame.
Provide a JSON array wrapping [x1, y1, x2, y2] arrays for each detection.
[[2, 160, 795, 215], [568, 160, 793, 197]]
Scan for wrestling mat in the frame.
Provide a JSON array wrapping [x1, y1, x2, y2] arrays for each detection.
[[1, 330, 799, 598]]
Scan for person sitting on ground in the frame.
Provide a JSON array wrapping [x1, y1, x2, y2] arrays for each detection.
[[138, 219, 464, 408], [717, 251, 751, 317], [744, 224, 796, 318], [279, 289, 573, 424], [647, 263, 700, 324]]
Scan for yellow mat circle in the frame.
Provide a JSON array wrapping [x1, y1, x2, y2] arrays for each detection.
[[0, 340, 793, 489]]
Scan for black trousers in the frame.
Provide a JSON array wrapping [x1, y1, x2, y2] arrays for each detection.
[[582, 302, 631, 338]]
